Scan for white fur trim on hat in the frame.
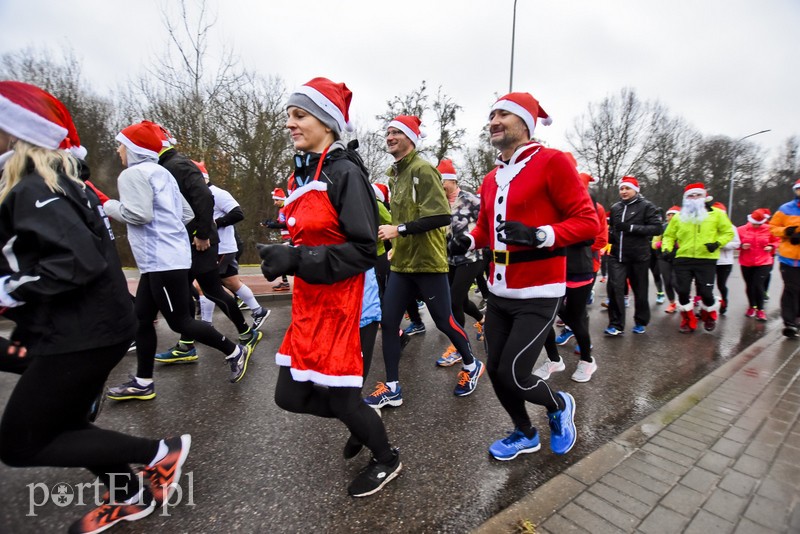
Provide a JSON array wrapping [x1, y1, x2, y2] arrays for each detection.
[[490, 100, 536, 138], [292, 85, 353, 133], [440, 173, 457, 182], [0, 93, 68, 149], [372, 184, 386, 203], [388, 120, 425, 146], [683, 187, 707, 198], [115, 132, 159, 160]]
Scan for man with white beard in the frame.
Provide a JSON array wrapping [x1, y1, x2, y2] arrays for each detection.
[[662, 183, 735, 333]]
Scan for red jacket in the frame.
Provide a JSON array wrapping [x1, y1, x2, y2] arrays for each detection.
[[591, 202, 608, 272], [737, 222, 779, 267], [471, 143, 599, 299]]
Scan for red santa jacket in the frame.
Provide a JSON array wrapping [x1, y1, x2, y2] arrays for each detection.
[[471, 143, 599, 299]]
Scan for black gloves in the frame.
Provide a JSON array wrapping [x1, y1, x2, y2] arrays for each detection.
[[790, 235, 800, 246], [785, 226, 798, 237], [497, 220, 542, 247], [261, 219, 282, 229], [257, 244, 300, 281], [448, 233, 472, 256], [705, 242, 721, 253]]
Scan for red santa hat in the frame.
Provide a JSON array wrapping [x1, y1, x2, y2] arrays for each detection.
[[712, 202, 727, 212], [388, 115, 425, 146], [579, 172, 597, 188], [666, 205, 681, 215], [287, 77, 354, 135], [619, 176, 640, 192], [116, 121, 165, 159], [793, 179, 800, 190], [437, 158, 458, 181], [372, 183, 390, 203], [748, 208, 770, 224], [272, 187, 287, 201], [489, 92, 552, 138], [683, 182, 708, 199], [0, 81, 87, 158], [192, 160, 209, 180]]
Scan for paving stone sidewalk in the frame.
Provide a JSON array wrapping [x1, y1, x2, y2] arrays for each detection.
[[475, 329, 800, 534]]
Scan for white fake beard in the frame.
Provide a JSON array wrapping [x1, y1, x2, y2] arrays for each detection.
[[681, 197, 708, 224]]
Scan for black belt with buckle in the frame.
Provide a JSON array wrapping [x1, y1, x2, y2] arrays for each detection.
[[492, 248, 565, 265]]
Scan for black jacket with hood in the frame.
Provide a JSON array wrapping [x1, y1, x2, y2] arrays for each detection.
[[608, 194, 663, 262]]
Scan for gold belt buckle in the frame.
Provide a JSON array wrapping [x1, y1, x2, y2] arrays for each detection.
[[493, 250, 509, 265]]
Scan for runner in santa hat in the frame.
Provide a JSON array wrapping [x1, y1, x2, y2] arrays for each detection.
[[662, 183, 734, 333], [710, 202, 741, 315], [257, 77, 399, 497], [738, 208, 779, 321], [449, 90, 598, 459], [0, 81, 190, 533], [261, 186, 292, 290], [655, 205, 681, 313]]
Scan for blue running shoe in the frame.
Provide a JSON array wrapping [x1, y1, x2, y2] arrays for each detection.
[[555, 328, 574, 345], [603, 326, 623, 337], [155, 343, 198, 363], [364, 382, 403, 409], [549, 392, 577, 455], [107, 376, 155, 401], [655, 292, 666, 304], [574, 344, 593, 355], [403, 322, 426, 336], [454, 359, 484, 397], [632, 324, 646, 334], [489, 429, 541, 461]]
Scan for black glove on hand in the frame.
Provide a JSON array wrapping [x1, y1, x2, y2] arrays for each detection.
[[257, 243, 300, 281], [497, 220, 541, 247], [261, 219, 280, 229], [785, 226, 798, 237], [705, 242, 721, 252], [448, 233, 472, 256], [790, 235, 800, 246], [662, 249, 676, 262]]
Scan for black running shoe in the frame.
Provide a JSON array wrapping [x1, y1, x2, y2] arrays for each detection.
[[348, 449, 402, 497]]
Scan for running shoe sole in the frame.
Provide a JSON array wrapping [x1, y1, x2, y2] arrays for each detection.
[[154, 355, 198, 364], [231, 344, 254, 383], [252, 309, 272, 331], [556, 392, 577, 455], [491, 442, 541, 461], [151, 434, 192, 505], [107, 391, 156, 402]]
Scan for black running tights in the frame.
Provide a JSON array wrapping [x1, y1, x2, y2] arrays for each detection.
[[188, 267, 248, 335], [448, 261, 484, 328], [485, 296, 563, 434], [274, 366, 393, 463], [0, 341, 158, 496], [136, 269, 237, 378]]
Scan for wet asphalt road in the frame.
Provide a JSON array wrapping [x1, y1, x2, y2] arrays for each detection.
[[0, 266, 785, 533]]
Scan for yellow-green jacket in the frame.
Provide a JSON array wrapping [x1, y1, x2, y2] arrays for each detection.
[[662, 208, 734, 260]]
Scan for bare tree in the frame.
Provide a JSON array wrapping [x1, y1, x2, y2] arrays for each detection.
[[345, 126, 392, 184], [430, 86, 466, 164], [760, 136, 800, 212], [567, 88, 657, 206], [461, 127, 496, 192], [376, 80, 429, 126]]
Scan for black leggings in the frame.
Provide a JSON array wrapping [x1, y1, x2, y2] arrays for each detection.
[[382, 272, 474, 382], [0, 341, 158, 494], [475, 254, 490, 299], [650, 254, 663, 293], [658, 258, 677, 302], [136, 270, 237, 378], [448, 262, 484, 328], [360, 322, 379, 382], [675, 259, 717, 306], [187, 267, 248, 336], [716, 264, 733, 304], [544, 281, 594, 362], [486, 296, 562, 434], [741, 264, 771, 309], [274, 366, 392, 463]]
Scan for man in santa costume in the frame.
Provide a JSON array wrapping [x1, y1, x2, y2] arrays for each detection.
[[662, 183, 734, 333], [451, 92, 598, 460]]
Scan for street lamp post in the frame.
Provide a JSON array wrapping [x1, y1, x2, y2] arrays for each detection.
[[727, 129, 770, 220], [509, 0, 518, 93]]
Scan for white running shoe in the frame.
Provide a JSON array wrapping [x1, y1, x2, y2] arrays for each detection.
[[571, 359, 598, 383], [533, 357, 566, 380]]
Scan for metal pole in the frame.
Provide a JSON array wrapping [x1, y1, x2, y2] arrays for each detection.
[[509, 0, 518, 93], [727, 129, 770, 220]]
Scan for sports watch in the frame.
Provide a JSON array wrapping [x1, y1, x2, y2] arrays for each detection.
[[397, 223, 408, 237]]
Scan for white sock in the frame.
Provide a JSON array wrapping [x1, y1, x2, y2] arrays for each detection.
[[199, 295, 215, 323], [135, 377, 153, 386], [386, 381, 398, 392], [148, 440, 168, 467], [235, 285, 260, 311], [463, 361, 477, 372], [226, 345, 242, 359]]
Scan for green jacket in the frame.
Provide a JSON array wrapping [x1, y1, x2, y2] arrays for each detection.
[[387, 150, 450, 273], [662, 208, 735, 260], [377, 200, 391, 257]]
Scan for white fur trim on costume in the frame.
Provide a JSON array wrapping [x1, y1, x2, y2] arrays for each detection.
[[69, 145, 87, 160], [0, 94, 68, 149], [537, 225, 555, 248], [0, 276, 23, 308], [289, 367, 363, 388], [388, 120, 420, 146], [283, 180, 328, 207], [700, 298, 721, 313], [490, 100, 536, 138], [293, 85, 352, 132], [678, 301, 695, 313], [683, 187, 707, 198], [276, 352, 291, 366], [488, 281, 566, 300], [747, 214, 768, 224], [115, 132, 159, 160]]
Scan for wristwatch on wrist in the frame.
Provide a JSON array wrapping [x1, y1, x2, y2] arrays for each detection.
[[535, 228, 547, 243], [397, 223, 408, 237]]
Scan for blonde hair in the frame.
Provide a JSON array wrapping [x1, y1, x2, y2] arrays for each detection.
[[0, 140, 83, 203]]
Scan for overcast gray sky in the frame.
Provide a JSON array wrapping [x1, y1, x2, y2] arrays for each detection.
[[1, 0, 797, 160]]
